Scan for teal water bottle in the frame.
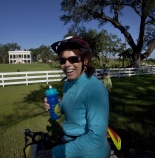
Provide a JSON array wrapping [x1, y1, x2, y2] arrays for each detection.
[[45, 86, 61, 120]]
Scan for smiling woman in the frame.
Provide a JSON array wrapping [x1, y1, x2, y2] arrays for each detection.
[[59, 50, 84, 80], [39, 36, 111, 158]]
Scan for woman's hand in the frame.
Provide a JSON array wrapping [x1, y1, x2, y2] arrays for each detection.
[[44, 97, 61, 111], [37, 150, 52, 158], [44, 97, 50, 111]]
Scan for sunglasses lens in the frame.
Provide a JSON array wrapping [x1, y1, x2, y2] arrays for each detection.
[[59, 56, 81, 65], [68, 56, 80, 63], [59, 58, 66, 65]]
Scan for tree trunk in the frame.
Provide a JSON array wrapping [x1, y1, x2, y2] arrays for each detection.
[[130, 53, 141, 67], [96, 54, 103, 68]]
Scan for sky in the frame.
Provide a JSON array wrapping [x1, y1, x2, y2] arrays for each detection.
[[0, 0, 154, 58]]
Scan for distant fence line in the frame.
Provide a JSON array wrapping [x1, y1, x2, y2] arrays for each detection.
[[96, 66, 155, 79], [0, 66, 155, 87]]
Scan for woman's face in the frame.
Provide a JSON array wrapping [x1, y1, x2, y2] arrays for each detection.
[[59, 50, 83, 80]]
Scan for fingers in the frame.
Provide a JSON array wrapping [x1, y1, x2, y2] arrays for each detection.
[[44, 97, 50, 111], [44, 97, 61, 111], [44, 103, 50, 111], [44, 97, 47, 102]]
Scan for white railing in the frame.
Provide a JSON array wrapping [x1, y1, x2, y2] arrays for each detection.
[[0, 66, 155, 87], [96, 66, 155, 79], [0, 70, 65, 87]]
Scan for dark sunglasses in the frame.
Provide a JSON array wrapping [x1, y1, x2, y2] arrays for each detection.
[[59, 56, 81, 65]]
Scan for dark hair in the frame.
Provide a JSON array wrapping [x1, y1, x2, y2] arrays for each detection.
[[51, 37, 95, 78]]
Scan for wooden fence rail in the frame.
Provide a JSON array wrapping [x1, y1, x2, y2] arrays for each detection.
[[0, 66, 154, 87]]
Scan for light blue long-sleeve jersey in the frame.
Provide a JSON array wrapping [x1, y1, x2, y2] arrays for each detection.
[[52, 73, 110, 158]]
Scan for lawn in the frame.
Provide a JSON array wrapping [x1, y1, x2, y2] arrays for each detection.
[[109, 76, 155, 152], [0, 73, 155, 157], [0, 63, 60, 72], [0, 82, 64, 158]]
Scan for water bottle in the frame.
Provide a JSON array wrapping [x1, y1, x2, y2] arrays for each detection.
[[45, 86, 61, 120]]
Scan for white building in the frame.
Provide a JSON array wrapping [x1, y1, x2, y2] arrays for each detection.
[[8, 51, 32, 64]]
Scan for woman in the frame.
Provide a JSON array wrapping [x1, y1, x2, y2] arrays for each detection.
[[37, 36, 110, 158]]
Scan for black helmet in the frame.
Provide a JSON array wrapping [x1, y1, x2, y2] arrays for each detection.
[[51, 36, 91, 55]]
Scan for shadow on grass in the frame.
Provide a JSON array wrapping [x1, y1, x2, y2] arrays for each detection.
[[109, 75, 155, 151], [0, 82, 65, 158], [0, 82, 64, 129]]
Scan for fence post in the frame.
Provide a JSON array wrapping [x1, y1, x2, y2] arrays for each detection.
[[152, 66, 155, 75], [94, 69, 98, 77], [108, 68, 111, 76], [46, 72, 48, 84], [145, 66, 147, 75], [138, 67, 140, 76], [118, 69, 121, 78], [2, 74, 4, 87], [26, 72, 28, 85]]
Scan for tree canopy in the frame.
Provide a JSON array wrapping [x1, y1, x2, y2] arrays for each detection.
[[29, 45, 54, 63], [60, 0, 155, 67], [65, 27, 125, 67], [0, 43, 20, 64]]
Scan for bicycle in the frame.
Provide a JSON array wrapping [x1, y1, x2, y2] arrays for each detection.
[[23, 127, 130, 158], [23, 127, 155, 158], [23, 129, 55, 158]]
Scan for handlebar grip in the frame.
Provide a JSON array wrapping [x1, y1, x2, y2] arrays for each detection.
[[23, 129, 34, 138]]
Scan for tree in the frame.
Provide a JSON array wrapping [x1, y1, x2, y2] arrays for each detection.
[[29, 45, 56, 63], [60, 0, 155, 67], [37, 45, 54, 63], [64, 27, 124, 67], [119, 48, 133, 67], [0, 43, 20, 64], [29, 48, 40, 62]]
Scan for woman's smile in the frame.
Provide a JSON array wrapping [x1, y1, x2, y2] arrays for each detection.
[[60, 50, 83, 80]]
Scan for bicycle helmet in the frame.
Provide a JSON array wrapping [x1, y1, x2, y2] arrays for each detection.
[[51, 36, 91, 55]]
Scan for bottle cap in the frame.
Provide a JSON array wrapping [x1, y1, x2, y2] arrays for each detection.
[[45, 85, 58, 96]]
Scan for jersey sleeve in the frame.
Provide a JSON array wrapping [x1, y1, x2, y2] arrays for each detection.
[[52, 83, 110, 157]]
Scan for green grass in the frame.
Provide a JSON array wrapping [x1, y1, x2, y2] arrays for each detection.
[[0, 67, 155, 157], [109, 75, 155, 151], [0, 82, 64, 158], [0, 63, 60, 72]]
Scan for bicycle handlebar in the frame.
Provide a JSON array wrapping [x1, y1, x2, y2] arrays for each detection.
[[23, 129, 45, 145]]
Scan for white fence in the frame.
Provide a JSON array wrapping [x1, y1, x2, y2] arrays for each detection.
[[0, 70, 65, 87], [96, 66, 155, 79], [0, 66, 155, 87]]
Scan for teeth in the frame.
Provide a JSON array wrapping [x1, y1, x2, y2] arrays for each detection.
[[67, 70, 74, 73]]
